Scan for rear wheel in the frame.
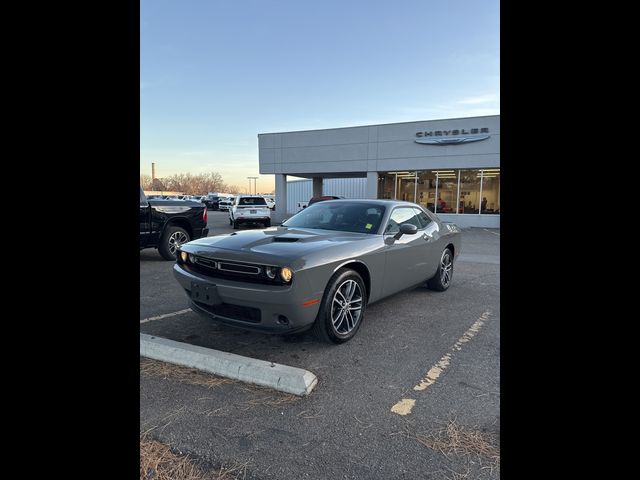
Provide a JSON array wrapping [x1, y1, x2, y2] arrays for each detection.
[[229, 217, 232, 225], [233, 220, 239, 230], [265, 219, 271, 227], [312, 269, 366, 344], [427, 248, 453, 291], [158, 226, 190, 261]]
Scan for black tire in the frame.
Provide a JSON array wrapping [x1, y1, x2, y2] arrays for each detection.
[[312, 268, 367, 344], [233, 220, 239, 230], [265, 219, 271, 228], [229, 217, 232, 225], [427, 248, 454, 291], [158, 226, 190, 261]]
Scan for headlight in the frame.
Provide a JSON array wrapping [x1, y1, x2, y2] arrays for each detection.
[[280, 267, 293, 283], [180, 251, 188, 263], [265, 266, 277, 279]]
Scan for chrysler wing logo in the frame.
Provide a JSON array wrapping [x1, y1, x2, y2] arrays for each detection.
[[415, 135, 490, 145]]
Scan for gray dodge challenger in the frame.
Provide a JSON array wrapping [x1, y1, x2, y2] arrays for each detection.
[[174, 199, 461, 343]]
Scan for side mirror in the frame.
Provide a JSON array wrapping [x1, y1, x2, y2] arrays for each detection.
[[394, 223, 418, 240]]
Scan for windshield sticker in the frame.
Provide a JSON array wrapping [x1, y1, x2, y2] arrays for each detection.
[[365, 223, 373, 230]]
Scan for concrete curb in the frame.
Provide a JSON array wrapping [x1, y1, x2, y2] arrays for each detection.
[[140, 333, 318, 396]]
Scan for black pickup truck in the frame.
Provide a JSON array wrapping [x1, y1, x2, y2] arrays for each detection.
[[140, 187, 209, 260]]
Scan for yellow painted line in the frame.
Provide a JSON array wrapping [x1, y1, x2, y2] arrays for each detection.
[[140, 308, 192, 324], [414, 310, 491, 391], [390, 398, 416, 416], [390, 310, 492, 415]]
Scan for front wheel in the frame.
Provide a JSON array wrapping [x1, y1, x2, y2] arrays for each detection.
[[312, 269, 366, 344], [427, 248, 453, 291], [158, 226, 190, 261]]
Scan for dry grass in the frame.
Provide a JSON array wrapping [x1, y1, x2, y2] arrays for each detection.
[[140, 437, 247, 480], [233, 383, 300, 409], [140, 358, 235, 389], [403, 417, 500, 478]]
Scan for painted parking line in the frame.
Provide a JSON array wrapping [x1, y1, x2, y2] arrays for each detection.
[[140, 308, 192, 324], [483, 229, 500, 236], [390, 310, 492, 415]]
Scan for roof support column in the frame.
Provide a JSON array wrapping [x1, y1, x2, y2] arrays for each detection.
[[274, 174, 287, 224], [365, 171, 378, 199], [312, 177, 323, 198]]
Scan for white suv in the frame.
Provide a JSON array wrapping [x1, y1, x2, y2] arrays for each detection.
[[262, 195, 276, 210], [229, 195, 271, 229]]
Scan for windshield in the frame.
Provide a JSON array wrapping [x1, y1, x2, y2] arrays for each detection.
[[239, 197, 267, 206], [283, 202, 386, 234]]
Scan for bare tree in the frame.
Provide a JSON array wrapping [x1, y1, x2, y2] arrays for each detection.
[[152, 178, 166, 191], [145, 171, 237, 195], [140, 174, 153, 190]]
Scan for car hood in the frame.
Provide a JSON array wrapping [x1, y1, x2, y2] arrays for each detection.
[[183, 227, 375, 265], [149, 199, 202, 205]]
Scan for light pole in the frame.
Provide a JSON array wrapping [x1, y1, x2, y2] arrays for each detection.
[[247, 176, 258, 195]]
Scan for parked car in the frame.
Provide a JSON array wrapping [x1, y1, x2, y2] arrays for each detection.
[[173, 199, 460, 343], [204, 194, 221, 210], [263, 195, 276, 210], [140, 187, 209, 260], [308, 195, 344, 207], [218, 197, 234, 211], [229, 195, 271, 229]]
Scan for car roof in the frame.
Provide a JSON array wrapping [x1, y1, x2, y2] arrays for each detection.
[[308, 198, 422, 208]]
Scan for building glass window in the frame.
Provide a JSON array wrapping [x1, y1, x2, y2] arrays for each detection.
[[434, 170, 457, 214], [479, 169, 500, 214], [459, 170, 481, 214], [378, 173, 396, 199], [378, 169, 500, 216], [396, 172, 417, 202], [416, 171, 438, 211]]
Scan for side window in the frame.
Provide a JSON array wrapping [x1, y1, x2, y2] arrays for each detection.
[[384, 207, 421, 234], [414, 208, 432, 229]]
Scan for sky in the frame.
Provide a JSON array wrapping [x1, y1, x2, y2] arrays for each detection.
[[140, 0, 500, 194]]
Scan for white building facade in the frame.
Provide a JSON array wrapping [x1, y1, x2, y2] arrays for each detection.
[[259, 115, 500, 228]]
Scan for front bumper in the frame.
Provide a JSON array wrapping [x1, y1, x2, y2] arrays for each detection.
[[173, 263, 322, 333]]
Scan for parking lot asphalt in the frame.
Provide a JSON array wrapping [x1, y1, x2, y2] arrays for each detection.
[[140, 210, 500, 479]]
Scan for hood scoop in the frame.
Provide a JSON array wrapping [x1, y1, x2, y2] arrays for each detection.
[[272, 237, 300, 243]]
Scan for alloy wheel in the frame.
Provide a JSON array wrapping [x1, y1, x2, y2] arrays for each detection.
[[331, 279, 363, 334]]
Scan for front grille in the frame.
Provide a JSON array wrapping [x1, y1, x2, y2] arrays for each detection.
[[193, 301, 261, 323], [185, 255, 290, 286], [194, 257, 217, 269], [218, 262, 261, 275]]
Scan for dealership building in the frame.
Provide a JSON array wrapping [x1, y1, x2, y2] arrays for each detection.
[[258, 114, 500, 228]]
